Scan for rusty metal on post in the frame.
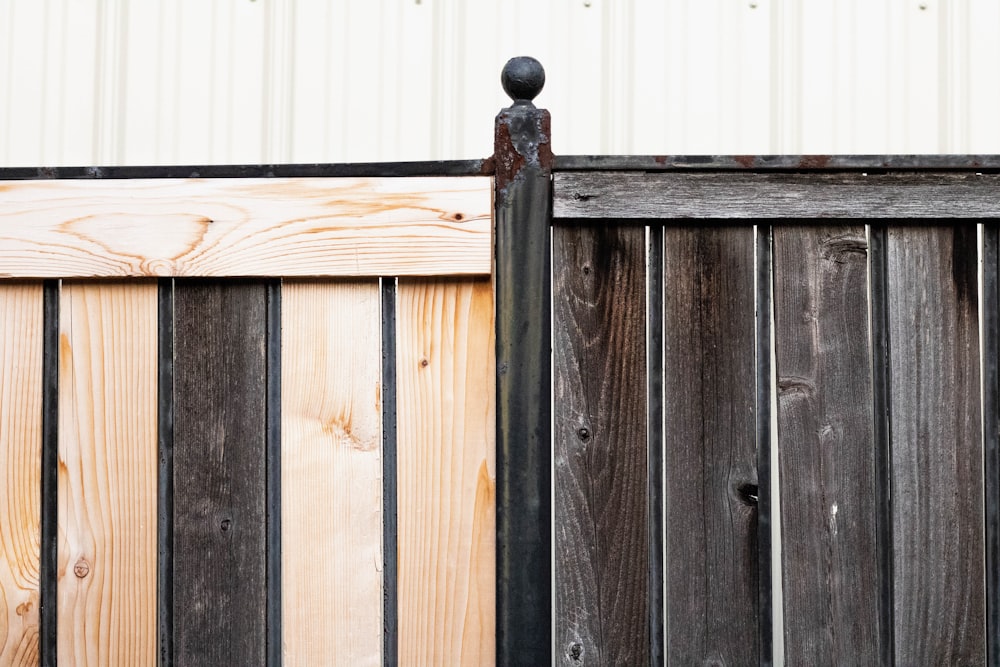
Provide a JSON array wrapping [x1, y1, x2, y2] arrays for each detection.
[[494, 56, 553, 667]]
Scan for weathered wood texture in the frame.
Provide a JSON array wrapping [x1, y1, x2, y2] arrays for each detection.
[[888, 227, 985, 664], [0, 284, 42, 666], [0, 177, 491, 277], [553, 171, 1000, 219], [553, 225, 648, 666], [56, 283, 157, 666], [773, 227, 882, 664], [281, 280, 382, 667], [172, 280, 268, 665], [396, 278, 496, 666], [662, 227, 757, 664]]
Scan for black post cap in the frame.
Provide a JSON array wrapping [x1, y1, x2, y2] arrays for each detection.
[[501, 56, 545, 105]]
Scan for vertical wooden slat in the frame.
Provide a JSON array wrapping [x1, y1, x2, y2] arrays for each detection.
[[773, 226, 881, 663], [889, 226, 985, 664], [661, 227, 757, 665], [553, 225, 647, 666], [173, 280, 267, 665], [0, 284, 43, 666], [280, 280, 383, 666], [397, 278, 496, 665], [57, 282, 158, 665]]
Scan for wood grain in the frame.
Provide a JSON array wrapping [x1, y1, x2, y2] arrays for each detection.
[[553, 225, 648, 666], [172, 280, 267, 665], [888, 226, 985, 664], [661, 227, 757, 664], [553, 171, 1000, 219], [773, 226, 882, 663], [396, 278, 495, 666], [0, 176, 490, 277], [56, 282, 158, 666], [0, 284, 43, 666], [281, 280, 382, 667]]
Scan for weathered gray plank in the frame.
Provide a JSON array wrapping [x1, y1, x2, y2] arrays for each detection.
[[773, 226, 882, 664], [172, 280, 268, 665], [889, 227, 984, 664], [662, 227, 757, 664], [553, 154, 1000, 171], [553, 172, 1000, 219], [553, 224, 648, 666]]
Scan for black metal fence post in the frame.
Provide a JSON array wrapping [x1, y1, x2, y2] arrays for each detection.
[[494, 56, 553, 667]]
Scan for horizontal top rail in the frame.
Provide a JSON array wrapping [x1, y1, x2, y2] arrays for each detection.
[[554, 171, 1000, 220], [555, 154, 1000, 172], [0, 176, 491, 278]]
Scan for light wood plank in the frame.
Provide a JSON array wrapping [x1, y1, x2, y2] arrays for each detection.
[[0, 284, 43, 666], [889, 227, 985, 664], [57, 282, 157, 666], [553, 171, 1000, 219], [397, 278, 495, 666], [0, 177, 490, 278], [281, 280, 382, 667], [553, 225, 648, 666], [774, 226, 882, 663]]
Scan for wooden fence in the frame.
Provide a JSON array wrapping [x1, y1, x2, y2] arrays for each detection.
[[3, 56, 1000, 666]]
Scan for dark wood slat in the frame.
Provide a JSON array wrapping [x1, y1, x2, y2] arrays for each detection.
[[553, 224, 648, 666], [554, 154, 1000, 172], [173, 280, 268, 665], [553, 172, 1000, 219], [773, 226, 882, 664], [888, 227, 984, 664], [661, 227, 757, 665]]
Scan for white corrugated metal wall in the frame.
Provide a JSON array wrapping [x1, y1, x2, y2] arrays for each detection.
[[3, 0, 1000, 167]]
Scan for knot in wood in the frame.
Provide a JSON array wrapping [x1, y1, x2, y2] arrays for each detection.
[[73, 559, 91, 578]]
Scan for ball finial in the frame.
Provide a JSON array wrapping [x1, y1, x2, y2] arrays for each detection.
[[501, 56, 545, 104]]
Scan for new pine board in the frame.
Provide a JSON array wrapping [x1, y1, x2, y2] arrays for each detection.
[[888, 226, 985, 664], [172, 280, 268, 665], [0, 177, 491, 278], [661, 227, 757, 664], [280, 281, 383, 666], [396, 278, 496, 666], [0, 284, 43, 666], [56, 282, 158, 665], [553, 225, 648, 666], [773, 227, 882, 663]]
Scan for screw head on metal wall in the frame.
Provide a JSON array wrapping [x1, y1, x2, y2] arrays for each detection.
[[501, 56, 545, 105]]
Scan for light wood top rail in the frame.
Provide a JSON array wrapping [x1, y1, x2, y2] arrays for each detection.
[[0, 177, 491, 278]]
